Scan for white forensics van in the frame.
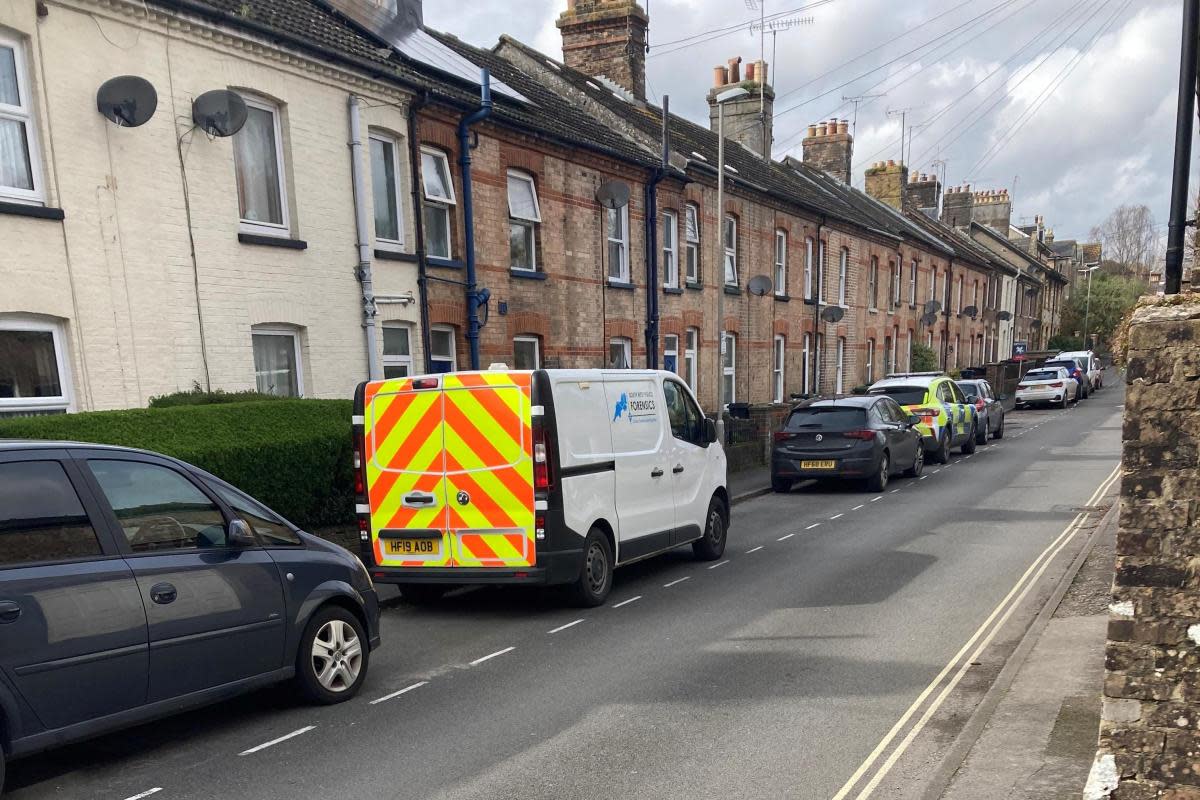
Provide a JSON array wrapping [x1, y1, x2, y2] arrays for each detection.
[[353, 368, 730, 606]]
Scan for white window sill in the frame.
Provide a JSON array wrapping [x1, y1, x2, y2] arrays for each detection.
[[375, 240, 407, 253], [868, 308, 879, 314]]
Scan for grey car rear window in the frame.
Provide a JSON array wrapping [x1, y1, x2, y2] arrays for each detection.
[[784, 407, 867, 431]]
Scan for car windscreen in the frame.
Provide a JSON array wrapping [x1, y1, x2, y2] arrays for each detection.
[[784, 407, 867, 431], [1023, 370, 1060, 381], [867, 386, 927, 405]]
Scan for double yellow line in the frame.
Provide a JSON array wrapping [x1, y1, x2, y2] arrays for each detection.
[[831, 464, 1122, 800]]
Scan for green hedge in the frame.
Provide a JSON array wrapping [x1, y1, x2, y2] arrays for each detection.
[[149, 387, 286, 408], [0, 400, 354, 528]]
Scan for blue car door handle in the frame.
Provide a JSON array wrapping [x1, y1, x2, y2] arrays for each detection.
[[0, 601, 20, 623], [150, 583, 178, 605]]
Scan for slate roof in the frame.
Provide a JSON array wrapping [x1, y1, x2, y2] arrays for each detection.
[[970, 223, 1049, 285]]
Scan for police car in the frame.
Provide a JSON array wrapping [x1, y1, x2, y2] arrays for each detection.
[[866, 372, 980, 464]]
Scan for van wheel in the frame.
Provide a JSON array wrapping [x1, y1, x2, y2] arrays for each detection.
[[570, 528, 613, 607], [399, 584, 448, 604], [296, 605, 369, 705], [693, 498, 728, 561]]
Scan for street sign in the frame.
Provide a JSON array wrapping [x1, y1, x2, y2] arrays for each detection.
[[1012, 341, 1028, 360]]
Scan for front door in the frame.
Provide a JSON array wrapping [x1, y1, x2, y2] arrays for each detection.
[[0, 452, 148, 730], [663, 379, 709, 542], [604, 374, 674, 562], [81, 455, 286, 703]]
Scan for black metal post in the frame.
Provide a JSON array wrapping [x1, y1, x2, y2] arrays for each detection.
[[1165, 0, 1198, 295]]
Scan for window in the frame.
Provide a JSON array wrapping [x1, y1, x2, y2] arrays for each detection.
[[884, 335, 893, 375], [663, 334, 679, 374], [663, 379, 703, 444], [909, 260, 917, 305], [907, 330, 914, 371], [814, 333, 823, 390], [233, 95, 288, 235], [929, 268, 937, 305], [208, 480, 301, 546], [609, 336, 631, 369], [817, 240, 827, 303], [370, 133, 404, 247], [684, 204, 700, 283], [513, 335, 540, 370], [802, 333, 811, 394], [772, 335, 785, 403], [865, 339, 875, 384], [723, 214, 738, 286], [956, 276, 964, 313], [0, 461, 100, 566], [0, 35, 41, 203], [868, 256, 879, 309], [89, 460, 227, 552], [0, 316, 71, 415], [973, 280, 980, 311], [804, 237, 815, 299], [661, 210, 679, 288], [252, 327, 302, 397], [774, 230, 787, 296], [927, 331, 934, 349], [953, 335, 961, 368], [835, 337, 845, 393], [721, 332, 736, 404], [838, 248, 848, 306], [430, 325, 456, 373], [607, 205, 629, 282], [382, 322, 413, 378], [508, 170, 541, 271], [684, 328, 698, 390], [420, 147, 456, 259], [892, 261, 902, 309], [892, 327, 900, 374]]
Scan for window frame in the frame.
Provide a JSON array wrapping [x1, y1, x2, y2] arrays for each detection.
[[772, 334, 785, 403], [607, 205, 630, 283], [662, 209, 679, 288], [233, 94, 290, 237], [420, 146, 456, 260], [802, 333, 811, 395], [381, 321, 414, 379], [774, 229, 787, 297], [892, 260, 902, 309], [835, 336, 845, 394], [0, 33, 43, 204], [430, 324, 457, 372], [909, 260, 917, 305], [369, 131, 405, 250], [251, 326, 304, 397], [507, 169, 541, 272], [721, 331, 736, 405], [723, 214, 738, 287], [817, 239, 827, 304], [663, 333, 679, 375], [804, 237, 815, 299], [513, 334, 540, 370], [956, 275, 964, 313], [684, 204, 701, 283], [609, 336, 632, 370], [865, 338, 875, 384], [0, 315, 72, 414], [684, 327, 698, 391], [838, 247, 848, 306], [814, 332, 823, 390]]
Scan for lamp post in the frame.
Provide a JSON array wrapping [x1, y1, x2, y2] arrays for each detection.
[[1079, 263, 1099, 350], [713, 86, 748, 420]]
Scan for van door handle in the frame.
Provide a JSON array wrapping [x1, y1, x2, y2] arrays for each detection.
[[402, 492, 437, 508], [650, 468, 664, 478], [150, 583, 177, 605], [0, 601, 21, 624], [673, 464, 685, 474]]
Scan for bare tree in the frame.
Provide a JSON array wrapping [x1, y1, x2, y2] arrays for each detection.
[[1089, 204, 1158, 280]]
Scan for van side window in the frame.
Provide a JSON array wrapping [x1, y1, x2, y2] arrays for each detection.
[[665, 380, 704, 444], [89, 460, 228, 553], [0, 461, 102, 567]]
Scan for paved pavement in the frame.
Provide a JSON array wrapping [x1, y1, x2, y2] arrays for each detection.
[[4, 383, 1125, 800]]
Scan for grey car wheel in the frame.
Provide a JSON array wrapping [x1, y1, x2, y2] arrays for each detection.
[[297, 606, 369, 704]]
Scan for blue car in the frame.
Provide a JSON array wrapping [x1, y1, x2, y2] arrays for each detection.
[[0, 441, 380, 790]]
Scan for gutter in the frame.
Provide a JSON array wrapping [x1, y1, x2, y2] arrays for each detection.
[[406, 90, 433, 371], [458, 69, 493, 371], [348, 94, 381, 380]]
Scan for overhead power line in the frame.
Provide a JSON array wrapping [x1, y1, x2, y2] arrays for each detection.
[[647, 0, 834, 58]]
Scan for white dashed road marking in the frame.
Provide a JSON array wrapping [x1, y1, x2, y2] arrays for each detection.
[[549, 619, 585, 634], [707, 560, 730, 570], [370, 681, 428, 706], [664, 576, 690, 588], [806, 523, 821, 530], [919, 475, 928, 480], [613, 595, 642, 608], [871, 496, 883, 502], [853, 504, 865, 511], [123, 790, 163, 800], [746, 545, 764, 553], [470, 646, 515, 666], [240, 726, 316, 756], [830, 513, 844, 520], [890, 488, 901, 493], [779, 533, 796, 541]]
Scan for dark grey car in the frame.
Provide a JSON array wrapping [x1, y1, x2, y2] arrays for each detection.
[[955, 379, 1006, 443], [771, 396, 924, 493], [0, 442, 381, 791]]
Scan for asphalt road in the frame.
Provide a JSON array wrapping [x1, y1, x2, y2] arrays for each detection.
[[4, 381, 1125, 800]]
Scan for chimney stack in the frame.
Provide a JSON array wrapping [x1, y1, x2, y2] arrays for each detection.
[[864, 159, 908, 209], [801, 118, 853, 184], [905, 170, 941, 212], [941, 184, 975, 228], [707, 54, 775, 159], [558, 0, 649, 100], [968, 187, 1012, 232]]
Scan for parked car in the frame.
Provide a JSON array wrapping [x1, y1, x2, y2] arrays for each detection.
[[1042, 357, 1089, 399], [0, 442, 381, 791], [866, 372, 979, 464], [1055, 350, 1102, 391], [1015, 367, 1078, 408], [771, 396, 924, 493], [955, 378, 1006, 442]]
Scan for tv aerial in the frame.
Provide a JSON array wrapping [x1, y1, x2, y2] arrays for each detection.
[[595, 180, 630, 210], [820, 306, 845, 323], [748, 275, 773, 296], [96, 76, 158, 128], [191, 90, 248, 137]]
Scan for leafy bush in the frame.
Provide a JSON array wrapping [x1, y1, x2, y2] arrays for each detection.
[[0, 400, 354, 528], [911, 342, 939, 372], [149, 384, 285, 408]]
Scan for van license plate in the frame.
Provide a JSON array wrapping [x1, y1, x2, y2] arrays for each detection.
[[800, 460, 836, 470], [387, 538, 441, 556]]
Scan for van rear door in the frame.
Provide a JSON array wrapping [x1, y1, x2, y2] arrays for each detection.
[[363, 372, 535, 569]]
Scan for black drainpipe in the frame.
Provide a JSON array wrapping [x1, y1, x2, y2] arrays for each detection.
[[812, 216, 826, 394], [407, 90, 432, 371], [459, 70, 494, 371], [943, 259, 954, 371], [643, 96, 671, 370]]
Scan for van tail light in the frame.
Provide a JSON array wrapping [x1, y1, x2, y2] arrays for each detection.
[[842, 429, 876, 440], [535, 513, 546, 541], [533, 426, 554, 491], [358, 515, 369, 542], [1050, 381, 1064, 388], [353, 447, 365, 496]]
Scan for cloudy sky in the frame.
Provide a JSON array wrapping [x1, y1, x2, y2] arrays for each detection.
[[427, 0, 1194, 244]]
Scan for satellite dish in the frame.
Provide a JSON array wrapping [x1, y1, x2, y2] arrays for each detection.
[[820, 305, 845, 323], [997, 310, 1013, 321], [595, 180, 630, 210], [923, 300, 941, 315], [920, 312, 938, 327], [747, 275, 773, 296], [962, 305, 978, 319], [192, 90, 248, 137], [96, 76, 158, 128], [1031, 319, 1042, 328]]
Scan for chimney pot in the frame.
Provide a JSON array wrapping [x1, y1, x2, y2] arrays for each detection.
[[806, 124, 817, 139], [837, 119, 848, 135], [759, 61, 769, 85], [713, 65, 728, 87], [727, 56, 742, 83], [745, 62, 755, 81], [817, 123, 828, 136], [887, 159, 896, 167]]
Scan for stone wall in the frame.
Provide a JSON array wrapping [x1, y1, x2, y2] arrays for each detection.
[[1089, 299, 1200, 799]]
